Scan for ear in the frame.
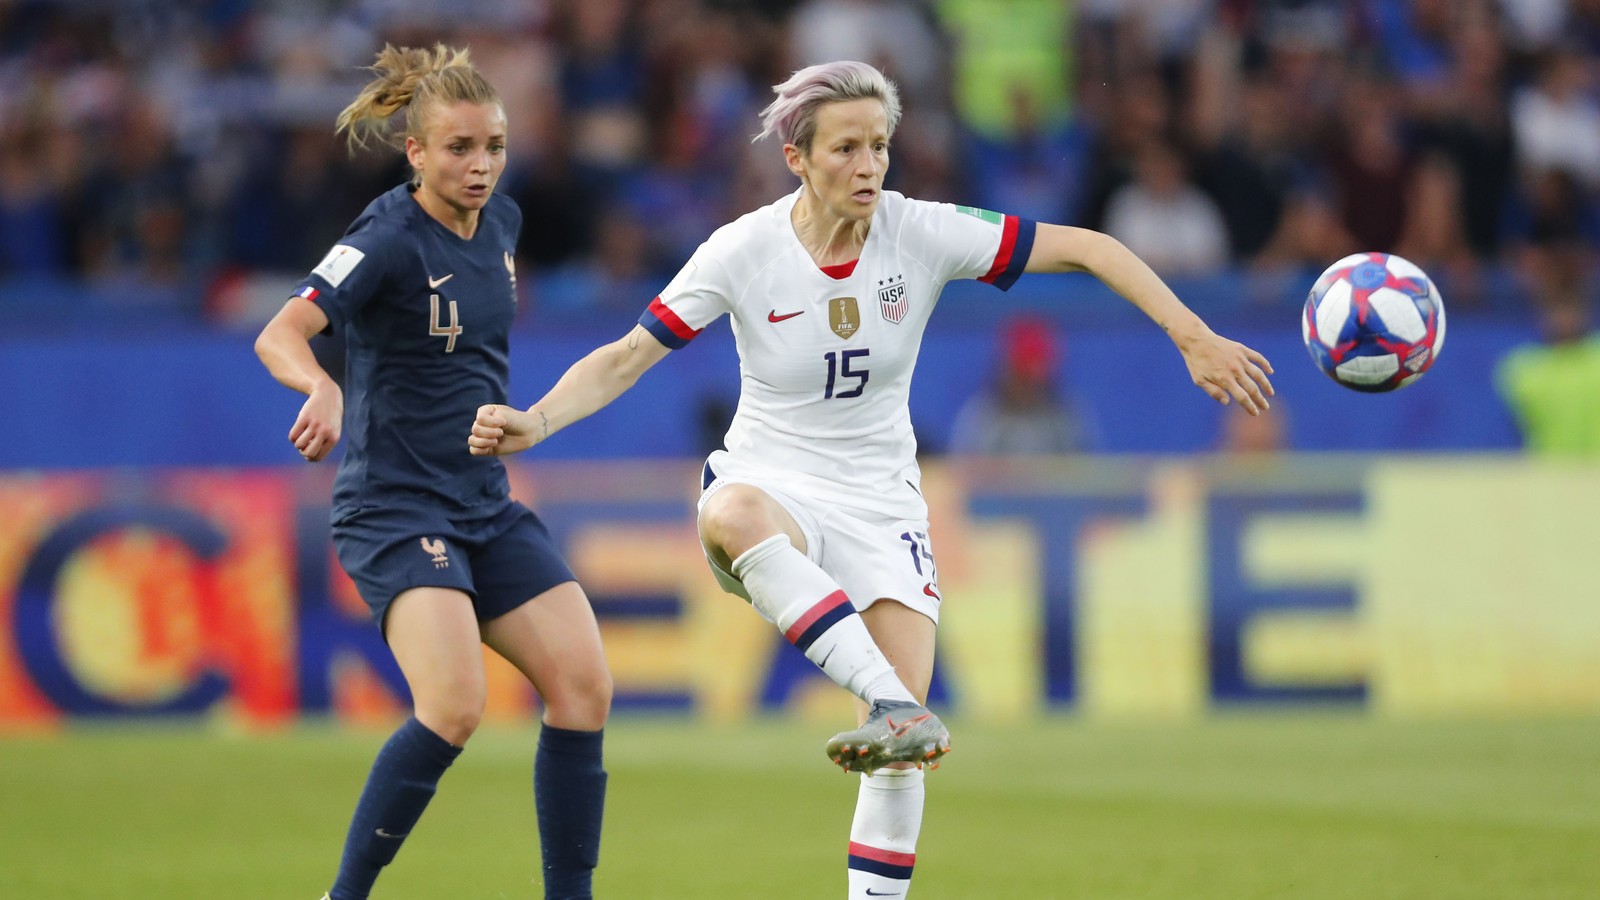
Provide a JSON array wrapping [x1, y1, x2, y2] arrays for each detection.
[[782, 143, 806, 179], [404, 135, 425, 178]]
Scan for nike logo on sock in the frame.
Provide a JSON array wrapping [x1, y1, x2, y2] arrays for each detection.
[[818, 647, 836, 669], [865, 890, 903, 897], [375, 828, 407, 840]]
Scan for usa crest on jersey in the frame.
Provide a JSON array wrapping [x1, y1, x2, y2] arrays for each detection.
[[877, 274, 907, 324]]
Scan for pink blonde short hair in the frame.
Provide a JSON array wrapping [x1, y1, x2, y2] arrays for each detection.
[[755, 60, 902, 154]]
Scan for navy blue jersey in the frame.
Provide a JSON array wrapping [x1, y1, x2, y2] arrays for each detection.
[[293, 184, 522, 518]]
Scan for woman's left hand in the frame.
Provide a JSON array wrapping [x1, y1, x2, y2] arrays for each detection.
[[1176, 328, 1275, 415]]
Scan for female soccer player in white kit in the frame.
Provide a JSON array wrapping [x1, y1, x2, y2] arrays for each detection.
[[468, 60, 1275, 898]]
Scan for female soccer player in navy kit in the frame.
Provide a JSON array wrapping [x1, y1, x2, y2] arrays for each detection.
[[254, 45, 610, 900], [469, 61, 1274, 898]]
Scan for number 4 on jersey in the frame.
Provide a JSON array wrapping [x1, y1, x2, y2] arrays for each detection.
[[429, 294, 462, 352]]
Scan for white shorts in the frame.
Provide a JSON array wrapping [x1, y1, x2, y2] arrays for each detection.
[[697, 453, 942, 625]]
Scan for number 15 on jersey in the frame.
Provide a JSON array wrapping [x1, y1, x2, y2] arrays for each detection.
[[824, 349, 870, 399]]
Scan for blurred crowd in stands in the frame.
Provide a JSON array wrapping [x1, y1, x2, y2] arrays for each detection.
[[2, 0, 1600, 329]]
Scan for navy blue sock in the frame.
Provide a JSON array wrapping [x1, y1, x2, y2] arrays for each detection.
[[328, 717, 462, 900], [534, 725, 607, 900]]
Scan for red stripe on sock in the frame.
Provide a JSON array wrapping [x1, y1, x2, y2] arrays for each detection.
[[784, 590, 850, 644], [848, 842, 916, 866]]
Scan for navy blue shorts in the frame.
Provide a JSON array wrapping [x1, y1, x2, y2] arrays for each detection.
[[331, 500, 576, 632]]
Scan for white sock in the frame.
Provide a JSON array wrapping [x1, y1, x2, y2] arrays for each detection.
[[731, 535, 916, 705], [847, 767, 924, 898]]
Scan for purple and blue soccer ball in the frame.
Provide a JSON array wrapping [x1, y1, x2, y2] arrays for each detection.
[[1302, 252, 1447, 393]]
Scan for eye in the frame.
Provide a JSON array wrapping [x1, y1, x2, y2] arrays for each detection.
[[490, 143, 505, 154], [450, 144, 466, 154]]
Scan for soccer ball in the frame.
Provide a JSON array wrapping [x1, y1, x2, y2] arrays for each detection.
[[1302, 252, 1446, 392]]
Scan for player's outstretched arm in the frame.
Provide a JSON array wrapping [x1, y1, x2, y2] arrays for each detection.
[[1024, 223, 1275, 415], [469, 325, 673, 456], [255, 298, 343, 462]]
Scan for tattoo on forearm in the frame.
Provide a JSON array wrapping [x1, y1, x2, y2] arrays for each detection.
[[536, 409, 550, 441]]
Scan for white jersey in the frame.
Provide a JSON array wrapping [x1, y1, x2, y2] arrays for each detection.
[[639, 188, 1036, 518]]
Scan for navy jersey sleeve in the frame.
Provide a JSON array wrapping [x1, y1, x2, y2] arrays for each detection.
[[291, 222, 399, 335], [505, 201, 524, 246]]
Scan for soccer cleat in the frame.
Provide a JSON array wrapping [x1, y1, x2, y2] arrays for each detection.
[[825, 699, 951, 774]]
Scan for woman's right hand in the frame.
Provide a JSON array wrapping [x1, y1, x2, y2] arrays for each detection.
[[290, 379, 343, 462], [468, 404, 545, 456]]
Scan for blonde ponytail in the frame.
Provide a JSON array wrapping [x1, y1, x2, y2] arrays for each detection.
[[335, 43, 499, 154]]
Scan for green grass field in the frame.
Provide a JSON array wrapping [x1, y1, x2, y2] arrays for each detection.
[[4, 713, 1598, 899]]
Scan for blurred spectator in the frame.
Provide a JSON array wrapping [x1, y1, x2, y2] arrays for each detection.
[[1325, 74, 1417, 254], [1078, 68, 1171, 229], [558, 0, 650, 184], [960, 84, 1090, 226], [1496, 292, 1600, 458], [630, 8, 759, 262], [0, 118, 69, 276], [936, 0, 1072, 142], [228, 126, 389, 272], [1406, 7, 1515, 260], [506, 128, 600, 273], [1510, 43, 1600, 189], [1570, 0, 1600, 56], [1374, 0, 1457, 99], [1497, 0, 1570, 50], [948, 316, 1097, 456], [790, 0, 946, 109], [1101, 139, 1230, 276], [788, 1, 959, 199], [1247, 0, 1358, 149], [1252, 183, 1360, 275], [535, 205, 665, 314], [1506, 166, 1600, 266], [1217, 401, 1291, 456], [1393, 152, 1483, 304], [1191, 70, 1311, 263]]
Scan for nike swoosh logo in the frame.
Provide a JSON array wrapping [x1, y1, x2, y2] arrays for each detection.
[[375, 828, 407, 840], [428, 273, 454, 289], [865, 890, 902, 896], [922, 583, 941, 601], [768, 309, 804, 322], [818, 646, 835, 669], [884, 712, 931, 737]]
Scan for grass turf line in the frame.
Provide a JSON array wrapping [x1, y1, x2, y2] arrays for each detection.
[[2, 714, 1597, 898]]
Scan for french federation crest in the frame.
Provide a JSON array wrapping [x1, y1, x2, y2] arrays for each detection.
[[828, 296, 860, 339], [877, 274, 907, 324]]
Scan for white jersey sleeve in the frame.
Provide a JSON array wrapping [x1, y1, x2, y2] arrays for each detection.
[[897, 199, 1037, 290], [637, 237, 737, 348]]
